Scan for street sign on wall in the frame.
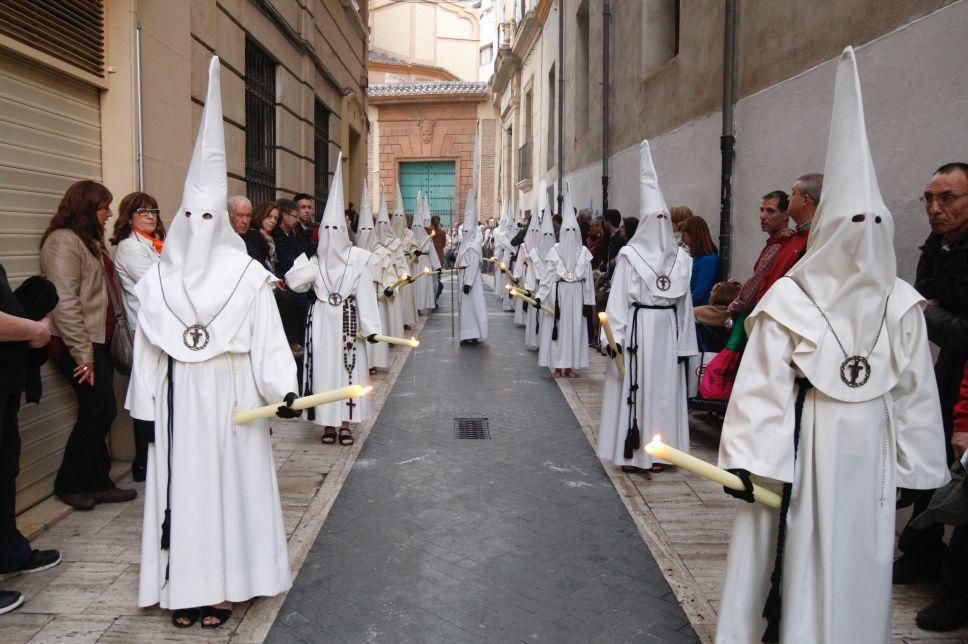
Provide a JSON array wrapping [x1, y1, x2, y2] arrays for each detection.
[[399, 161, 456, 227]]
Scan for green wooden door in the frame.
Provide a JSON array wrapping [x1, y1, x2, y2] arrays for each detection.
[[399, 161, 456, 227]]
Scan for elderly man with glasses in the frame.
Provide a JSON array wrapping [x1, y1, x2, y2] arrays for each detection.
[[272, 198, 314, 353], [894, 162, 968, 632]]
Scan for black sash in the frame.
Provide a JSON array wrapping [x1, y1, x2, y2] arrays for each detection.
[[622, 303, 677, 458]]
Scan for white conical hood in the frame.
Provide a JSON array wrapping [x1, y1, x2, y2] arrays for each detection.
[[391, 182, 410, 237], [535, 195, 556, 260], [355, 180, 377, 251], [522, 205, 541, 254], [456, 188, 480, 265], [317, 155, 352, 271], [556, 184, 582, 271], [411, 191, 429, 242], [160, 55, 250, 319], [786, 46, 896, 366], [623, 139, 688, 298], [137, 56, 267, 362], [375, 190, 395, 246], [535, 179, 549, 219]]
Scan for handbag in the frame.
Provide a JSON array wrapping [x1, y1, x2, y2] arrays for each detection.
[[697, 314, 747, 401], [102, 253, 134, 376]]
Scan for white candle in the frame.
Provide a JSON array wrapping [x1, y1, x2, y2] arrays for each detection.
[[597, 312, 625, 378], [508, 287, 554, 314], [643, 436, 781, 509], [233, 385, 370, 424], [360, 333, 419, 348]]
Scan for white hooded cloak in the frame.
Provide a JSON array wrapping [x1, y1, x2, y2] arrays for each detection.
[[356, 182, 389, 369], [715, 47, 950, 644], [392, 183, 419, 326], [597, 140, 697, 470], [536, 185, 595, 369], [456, 189, 487, 342], [410, 193, 441, 311], [127, 57, 296, 610], [285, 157, 381, 426]]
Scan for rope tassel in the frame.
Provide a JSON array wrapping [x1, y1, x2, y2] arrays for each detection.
[[623, 420, 640, 460], [160, 509, 172, 550]]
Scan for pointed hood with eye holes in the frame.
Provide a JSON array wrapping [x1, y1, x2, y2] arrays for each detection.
[[754, 46, 923, 402], [411, 191, 429, 243], [375, 190, 397, 247], [135, 56, 271, 362], [621, 140, 690, 298], [355, 180, 377, 251], [391, 183, 411, 238], [534, 196, 556, 262], [555, 184, 582, 272], [316, 155, 353, 275], [455, 188, 481, 266]]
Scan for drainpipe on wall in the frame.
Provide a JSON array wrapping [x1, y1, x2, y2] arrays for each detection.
[[135, 18, 145, 190], [601, 0, 610, 214], [557, 0, 564, 216], [718, 0, 737, 280]]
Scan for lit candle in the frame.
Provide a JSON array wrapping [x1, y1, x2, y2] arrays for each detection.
[[597, 312, 625, 378], [643, 436, 782, 509], [508, 287, 554, 314], [386, 273, 411, 294], [360, 333, 419, 348], [233, 385, 370, 424]]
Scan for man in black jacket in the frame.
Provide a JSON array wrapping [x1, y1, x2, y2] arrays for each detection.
[[0, 264, 61, 614], [896, 162, 968, 632]]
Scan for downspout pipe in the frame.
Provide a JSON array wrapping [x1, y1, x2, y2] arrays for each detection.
[[557, 0, 564, 216], [718, 0, 737, 280], [135, 18, 145, 190], [602, 0, 611, 214]]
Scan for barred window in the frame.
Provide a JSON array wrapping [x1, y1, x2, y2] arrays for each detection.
[[245, 39, 276, 205], [314, 101, 331, 207]]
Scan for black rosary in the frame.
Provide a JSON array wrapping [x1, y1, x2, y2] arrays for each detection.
[[342, 295, 359, 420]]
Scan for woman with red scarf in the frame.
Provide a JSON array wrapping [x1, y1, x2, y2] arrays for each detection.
[[111, 192, 166, 481]]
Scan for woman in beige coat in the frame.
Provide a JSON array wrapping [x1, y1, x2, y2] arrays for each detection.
[[40, 180, 136, 511]]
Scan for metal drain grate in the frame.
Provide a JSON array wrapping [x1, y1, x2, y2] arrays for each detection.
[[454, 417, 490, 439]]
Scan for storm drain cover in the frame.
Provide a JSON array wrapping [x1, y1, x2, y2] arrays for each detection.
[[454, 417, 490, 439]]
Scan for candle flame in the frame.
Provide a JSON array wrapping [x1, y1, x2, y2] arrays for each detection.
[[505, 284, 513, 291], [647, 435, 662, 450], [409, 337, 419, 348], [500, 263, 507, 270], [423, 267, 430, 274], [430, 230, 436, 237], [598, 312, 607, 323], [363, 386, 374, 395]]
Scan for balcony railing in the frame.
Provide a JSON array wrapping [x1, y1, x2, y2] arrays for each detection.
[[518, 142, 532, 183]]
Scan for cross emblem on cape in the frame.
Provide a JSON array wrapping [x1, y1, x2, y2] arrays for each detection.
[[655, 275, 671, 291], [840, 355, 870, 388]]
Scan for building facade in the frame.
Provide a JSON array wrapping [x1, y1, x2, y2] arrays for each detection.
[[492, 0, 968, 282], [368, 0, 500, 227], [0, 0, 369, 512]]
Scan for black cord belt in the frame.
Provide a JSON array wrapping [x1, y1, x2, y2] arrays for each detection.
[[632, 303, 674, 310]]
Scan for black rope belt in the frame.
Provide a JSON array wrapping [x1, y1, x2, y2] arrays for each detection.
[[623, 303, 678, 459], [161, 355, 174, 585], [761, 376, 813, 643], [552, 282, 561, 341]]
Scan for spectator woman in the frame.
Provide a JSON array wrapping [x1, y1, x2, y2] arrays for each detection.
[[40, 180, 136, 511], [670, 205, 693, 246], [679, 215, 720, 306], [110, 192, 165, 482], [251, 201, 280, 274]]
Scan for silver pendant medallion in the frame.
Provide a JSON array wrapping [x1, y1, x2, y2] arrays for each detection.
[[328, 293, 343, 307], [840, 355, 870, 388], [565, 272, 576, 282], [183, 324, 210, 351], [656, 275, 671, 291]]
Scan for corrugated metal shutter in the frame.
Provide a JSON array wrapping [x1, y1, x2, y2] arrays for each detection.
[[0, 52, 102, 512], [0, 1, 106, 78]]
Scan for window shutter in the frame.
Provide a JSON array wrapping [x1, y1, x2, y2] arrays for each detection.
[[0, 0, 106, 78]]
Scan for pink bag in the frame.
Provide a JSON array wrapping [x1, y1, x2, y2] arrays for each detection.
[[698, 348, 741, 401]]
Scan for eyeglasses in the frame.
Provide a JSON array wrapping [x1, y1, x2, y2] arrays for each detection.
[[283, 211, 298, 218], [920, 192, 968, 208], [135, 208, 160, 216]]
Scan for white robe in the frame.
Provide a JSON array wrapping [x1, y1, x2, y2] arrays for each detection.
[[535, 246, 595, 369], [286, 251, 381, 426], [366, 247, 395, 369], [398, 231, 420, 326], [523, 249, 544, 349], [597, 250, 696, 469], [127, 282, 296, 610], [715, 279, 950, 644], [458, 246, 488, 341], [511, 248, 528, 326], [377, 240, 406, 340], [412, 236, 441, 311]]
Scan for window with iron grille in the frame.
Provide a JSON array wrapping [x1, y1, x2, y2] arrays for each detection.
[[245, 39, 276, 205], [314, 101, 331, 208]]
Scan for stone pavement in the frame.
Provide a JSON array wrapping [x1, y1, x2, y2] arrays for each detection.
[[267, 283, 697, 643], [557, 350, 968, 644]]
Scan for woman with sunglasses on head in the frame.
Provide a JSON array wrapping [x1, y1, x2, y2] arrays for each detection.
[[111, 193, 166, 482]]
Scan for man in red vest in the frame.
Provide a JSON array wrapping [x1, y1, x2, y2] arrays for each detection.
[[727, 190, 793, 316], [756, 173, 823, 302]]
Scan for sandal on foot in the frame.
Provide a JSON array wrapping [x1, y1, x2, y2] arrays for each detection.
[[650, 464, 665, 473], [321, 428, 337, 444], [621, 465, 638, 473], [200, 606, 232, 629], [338, 428, 355, 446], [172, 607, 201, 628]]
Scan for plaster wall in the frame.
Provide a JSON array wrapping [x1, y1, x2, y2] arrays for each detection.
[[562, 0, 968, 287]]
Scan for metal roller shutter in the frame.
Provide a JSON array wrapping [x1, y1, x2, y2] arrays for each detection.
[[0, 51, 102, 512]]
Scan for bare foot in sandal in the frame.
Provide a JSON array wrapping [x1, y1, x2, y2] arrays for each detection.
[[200, 602, 232, 629], [321, 427, 337, 444], [338, 427, 355, 446], [650, 463, 665, 473]]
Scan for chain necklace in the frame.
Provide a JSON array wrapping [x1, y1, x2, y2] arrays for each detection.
[[158, 260, 254, 351], [554, 246, 579, 282], [788, 278, 889, 388], [629, 246, 678, 292], [317, 248, 352, 307]]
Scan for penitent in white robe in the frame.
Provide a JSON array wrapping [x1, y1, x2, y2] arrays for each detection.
[[511, 248, 528, 326], [286, 251, 381, 426], [412, 240, 441, 311], [128, 280, 296, 610], [458, 246, 488, 341], [523, 249, 544, 349], [715, 279, 950, 644], [597, 249, 696, 469], [366, 247, 395, 369], [535, 246, 595, 369]]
